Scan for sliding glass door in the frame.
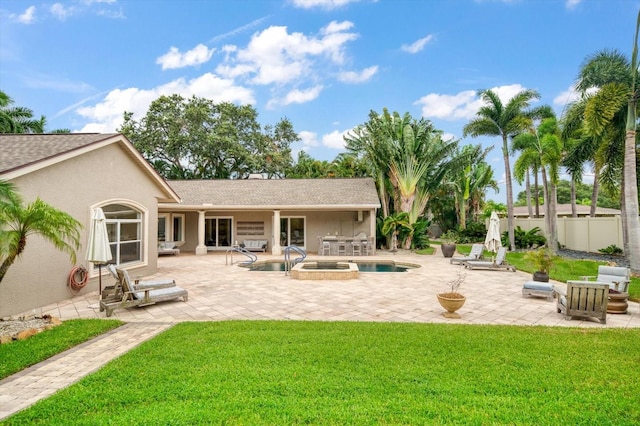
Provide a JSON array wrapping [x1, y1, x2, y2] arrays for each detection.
[[205, 217, 233, 249], [280, 217, 305, 247]]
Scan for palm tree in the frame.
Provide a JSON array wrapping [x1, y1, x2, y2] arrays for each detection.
[[575, 11, 640, 271], [463, 89, 547, 250], [0, 180, 81, 283], [0, 91, 45, 134]]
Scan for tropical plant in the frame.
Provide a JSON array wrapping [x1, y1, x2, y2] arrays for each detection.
[[0, 90, 45, 134], [571, 11, 640, 272], [501, 226, 546, 250], [598, 244, 623, 256], [0, 180, 81, 283], [524, 248, 558, 274], [463, 88, 549, 251], [380, 212, 411, 251], [455, 222, 487, 244]]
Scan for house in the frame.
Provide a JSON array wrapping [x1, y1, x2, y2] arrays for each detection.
[[160, 178, 380, 255], [0, 133, 381, 317], [0, 133, 180, 317]]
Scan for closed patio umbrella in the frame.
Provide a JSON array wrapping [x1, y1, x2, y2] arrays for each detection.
[[86, 207, 112, 295], [484, 211, 502, 254]]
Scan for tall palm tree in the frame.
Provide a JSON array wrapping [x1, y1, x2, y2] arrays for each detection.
[[575, 11, 640, 271], [0, 180, 81, 283], [0, 91, 45, 134], [463, 89, 546, 250]]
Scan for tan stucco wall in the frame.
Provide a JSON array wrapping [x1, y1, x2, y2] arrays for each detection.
[[162, 208, 376, 254], [1, 143, 166, 317]]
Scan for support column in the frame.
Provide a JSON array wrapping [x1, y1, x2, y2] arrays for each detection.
[[195, 210, 207, 255], [272, 210, 282, 255], [369, 209, 377, 255]]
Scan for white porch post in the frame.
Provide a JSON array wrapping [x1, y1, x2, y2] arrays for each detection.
[[369, 209, 376, 254], [195, 210, 207, 255], [272, 210, 282, 255]]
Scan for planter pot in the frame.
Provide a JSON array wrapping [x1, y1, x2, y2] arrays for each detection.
[[441, 243, 457, 258], [437, 293, 466, 319], [532, 271, 549, 282], [607, 291, 628, 314]]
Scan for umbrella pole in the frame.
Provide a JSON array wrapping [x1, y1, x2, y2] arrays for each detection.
[[98, 264, 102, 295]]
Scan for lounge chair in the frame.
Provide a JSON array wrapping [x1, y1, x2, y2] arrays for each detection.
[[450, 243, 484, 265], [99, 266, 188, 317], [464, 247, 516, 272], [555, 281, 608, 324], [581, 265, 631, 292]]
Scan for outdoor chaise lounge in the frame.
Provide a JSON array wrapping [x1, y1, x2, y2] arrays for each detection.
[[99, 266, 188, 317], [555, 281, 608, 324], [464, 247, 516, 272], [581, 265, 631, 292], [450, 243, 484, 265]]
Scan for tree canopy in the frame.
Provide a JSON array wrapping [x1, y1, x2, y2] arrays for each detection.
[[119, 95, 299, 180]]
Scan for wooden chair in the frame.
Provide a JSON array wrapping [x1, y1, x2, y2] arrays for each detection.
[[581, 265, 631, 292], [99, 267, 188, 317], [555, 281, 609, 324]]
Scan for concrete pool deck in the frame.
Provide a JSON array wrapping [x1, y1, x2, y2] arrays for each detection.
[[16, 250, 640, 327]]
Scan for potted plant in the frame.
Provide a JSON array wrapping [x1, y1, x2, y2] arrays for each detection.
[[440, 230, 457, 258], [524, 248, 557, 282], [436, 269, 466, 318]]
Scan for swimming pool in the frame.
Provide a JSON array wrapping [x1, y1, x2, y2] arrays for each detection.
[[245, 260, 419, 272]]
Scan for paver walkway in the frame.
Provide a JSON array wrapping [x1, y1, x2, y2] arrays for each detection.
[[1, 251, 638, 420], [0, 322, 173, 420]]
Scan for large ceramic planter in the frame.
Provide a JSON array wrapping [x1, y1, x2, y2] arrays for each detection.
[[437, 293, 466, 319], [532, 271, 549, 282], [441, 243, 457, 258]]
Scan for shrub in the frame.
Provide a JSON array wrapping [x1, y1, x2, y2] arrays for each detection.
[[456, 222, 487, 243], [501, 226, 546, 249], [598, 245, 623, 256]]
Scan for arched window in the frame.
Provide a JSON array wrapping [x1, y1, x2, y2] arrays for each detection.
[[103, 203, 143, 264]]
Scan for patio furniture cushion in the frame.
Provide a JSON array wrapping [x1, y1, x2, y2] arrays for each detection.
[[522, 280, 554, 300], [582, 266, 631, 292], [242, 239, 268, 252]]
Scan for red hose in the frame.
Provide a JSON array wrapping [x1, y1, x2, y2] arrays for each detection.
[[69, 266, 88, 290]]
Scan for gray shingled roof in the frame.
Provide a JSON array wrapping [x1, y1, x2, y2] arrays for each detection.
[[168, 178, 381, 208], [0, 133, 120, 174]]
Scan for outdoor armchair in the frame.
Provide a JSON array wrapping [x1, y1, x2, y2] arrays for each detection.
[[581, 265, 631, 293]]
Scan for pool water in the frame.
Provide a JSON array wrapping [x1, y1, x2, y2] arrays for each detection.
[[246, 261, 417, 272]]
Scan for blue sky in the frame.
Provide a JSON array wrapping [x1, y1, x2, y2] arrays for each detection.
[[1, 0, 638, 202]]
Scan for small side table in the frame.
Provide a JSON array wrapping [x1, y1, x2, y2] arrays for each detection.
[[607, 291, 629, 314]]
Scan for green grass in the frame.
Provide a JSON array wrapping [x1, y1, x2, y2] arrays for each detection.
[[4, 321, 640, 425], [455, 244, 640, 300], [0, 319, 122, 380], [415, 246, 435, 255]]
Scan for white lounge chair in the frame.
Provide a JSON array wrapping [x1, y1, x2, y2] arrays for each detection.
[[450, 243, 484, 265], [464, 247, 516, 272], [581, 265, 631, 292], [99, 266, 188, 317]]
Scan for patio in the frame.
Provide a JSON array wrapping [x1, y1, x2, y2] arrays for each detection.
[[23, 251, 640, 328]]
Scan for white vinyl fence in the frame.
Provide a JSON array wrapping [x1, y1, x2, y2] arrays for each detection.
[[498, 216, 624, 253]]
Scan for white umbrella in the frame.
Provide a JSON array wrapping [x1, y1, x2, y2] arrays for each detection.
[[86, 207, 112, 294], [484, 211, 502, 254]]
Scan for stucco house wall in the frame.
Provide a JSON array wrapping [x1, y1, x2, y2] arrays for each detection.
[[0, 134, 179, 317]]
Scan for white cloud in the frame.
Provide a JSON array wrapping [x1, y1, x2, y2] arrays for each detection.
[[337, 65, 378, 83], [553, 85, 598, 107], [75, 73, 255, 132], [50, 3, 73, 20], [401, 35, 434, 54], [216, 21, 358, 86], [298, 130, 320, 147], [267, 85, 323, 109], [566, 0, 582, 9], [156, 44, 215, 70], [290, 0, 361, 10], [442, 132, 457, 142], [415, 84, 530, 121], [322, 129, 349, 149], [13, 6, 36, 24]]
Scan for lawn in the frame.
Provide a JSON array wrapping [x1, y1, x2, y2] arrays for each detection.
[[4, 321, 640, 425], [0, 319, 122, 380]]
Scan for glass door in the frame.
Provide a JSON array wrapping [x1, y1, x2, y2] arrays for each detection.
[[205, 217, 233, 249], [280, 217, 305, 247]]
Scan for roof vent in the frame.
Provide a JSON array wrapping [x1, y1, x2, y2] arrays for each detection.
[[248, 173, 264, 180]]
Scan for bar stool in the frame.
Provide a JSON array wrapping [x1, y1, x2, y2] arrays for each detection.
[[321, 241, 331, 256], [361, 239, 371, 256], [351, 240, 361, 256], [337, 238, 347, 256]]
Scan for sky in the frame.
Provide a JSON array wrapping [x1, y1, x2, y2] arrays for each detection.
[[1, 0, 638, 203]]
